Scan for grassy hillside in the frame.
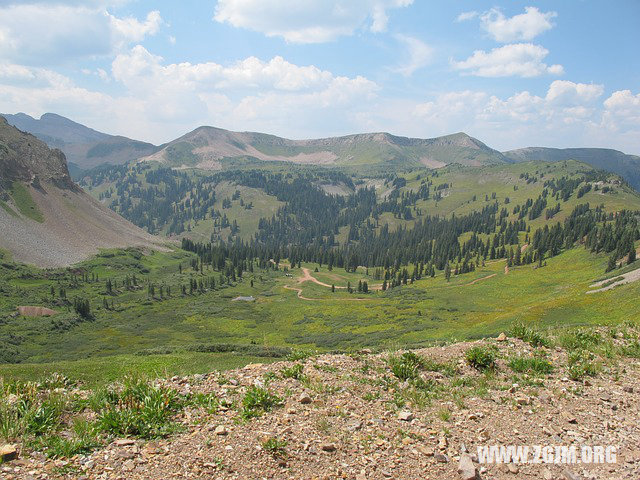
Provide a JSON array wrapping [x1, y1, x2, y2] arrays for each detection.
[[84, 159, 640, 250], [504, 146, 640, 191], [1, 242, 638, 371], [2, 155, 639, 382]]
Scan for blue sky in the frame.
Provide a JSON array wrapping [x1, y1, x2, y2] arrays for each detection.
[[0, 1, 638, 153]]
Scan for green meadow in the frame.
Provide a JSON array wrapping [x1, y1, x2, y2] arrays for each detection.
[[1, 242, 638, 385]]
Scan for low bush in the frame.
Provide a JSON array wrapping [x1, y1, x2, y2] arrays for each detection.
[[567, 350, 599, 380], [508, 354, 554, 375], [465, 346, 497, 371], [241, 386, 282, 419]]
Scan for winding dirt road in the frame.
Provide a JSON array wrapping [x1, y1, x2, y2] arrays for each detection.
[[283, 267, 500, 301], [283, 268, 381, 301]]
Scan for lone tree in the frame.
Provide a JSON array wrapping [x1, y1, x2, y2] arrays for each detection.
[[445, 262, 452, 282], [73, 298, 93, 320]]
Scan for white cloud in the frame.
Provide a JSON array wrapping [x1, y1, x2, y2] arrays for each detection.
[[213, 0, 413, 43], [602, 90, 640, 142], [110, 10, 163, 45], [546, 80, 603, 105], [452, 43, 563, 77], [393, 35, 434, 76], [0, 3, 162, 65], [405, 80, 632, 151], [0, 46, 379, 142], [456, 11, 477, 22], [111, 46, 375, 95], [480, 6, 556, 43]]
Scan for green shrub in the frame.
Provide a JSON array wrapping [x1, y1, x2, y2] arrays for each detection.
[[465, 346, 497, 371], [422, 358, 458, 376], [559, 329, 602, 351], [287, 349, 313, 362], [510, 322, 551, 347], [620, 340, 640, 358], [187, 392, 219, 414], [388, 352, 425, 381], [262, 437, 287, 457], [399, 352, 425, 369], [508, 354, 554, 375], [241, 386, 282, 419], [280, 363, 305, 380], [94, 378, 182, 438], [567, 350, 599, 380], [28, 419, 101, 458]]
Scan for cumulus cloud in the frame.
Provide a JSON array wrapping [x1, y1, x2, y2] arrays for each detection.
[[546, 80, 603, 105], [452, 43, 563, 77], [480, 6, 556, 43], [112, 46, 376, 95], [0, 46, 379, 142], [0, 3, 162, 64], [602, 90, 640, 141], [405, 80, 634, 151], [393, 35, 434, 76], [213, 0, 413, 43]]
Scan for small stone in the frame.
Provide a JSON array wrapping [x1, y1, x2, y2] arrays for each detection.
[[0, 445, 17, 462], [435, 453, 449, 463], [623, 386, 634, 393], [398, 411, 414, 421], [214, 425, 228, 436], [496, 332, 507, 342], [417, 445, 434, 456], [114, 439, 135, 447], [561, 411, 577, 424], [515, 396, 529, 406], [457, 453, 476, 480], [320, 442, 337, 452], [507, 463, 519, 474], [298, 392, 312, 404], [122, 460, 135, 472]]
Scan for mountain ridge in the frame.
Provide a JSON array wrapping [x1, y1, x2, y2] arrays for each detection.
[[140, 126, 508, 170], [1, 112, 159, 170], [503, 146, 640, 190], [0, 117, 166, 267], [4, 112, 640, 190]]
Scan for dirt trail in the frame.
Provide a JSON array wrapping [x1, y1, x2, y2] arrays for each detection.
[[587, 266, 640, 294], [282, 268, 377, 301], [464, 273, 497, 286], [299, 268, 383, 291]]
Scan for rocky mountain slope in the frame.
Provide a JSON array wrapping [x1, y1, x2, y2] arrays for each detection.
[[1, 113, 158, 170], [503, 147, 640, 191], [2, 329, 639, 479], [139, 127, 508, 170], [0, 117, 165, 267]]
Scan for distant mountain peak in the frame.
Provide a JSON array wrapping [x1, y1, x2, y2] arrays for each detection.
[[1, 112, 158, 170], [140, 126, 506, 170]]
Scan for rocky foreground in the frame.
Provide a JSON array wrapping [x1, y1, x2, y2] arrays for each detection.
[[2, 331, 640, 480]]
